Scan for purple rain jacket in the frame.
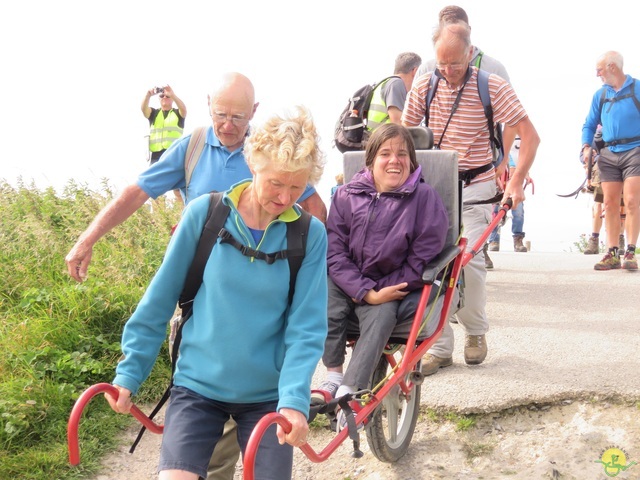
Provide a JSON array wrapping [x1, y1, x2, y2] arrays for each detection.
[[327, 165, 449, 302]]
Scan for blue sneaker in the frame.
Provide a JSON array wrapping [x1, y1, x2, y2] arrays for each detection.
[[310, 380, 339, 405]]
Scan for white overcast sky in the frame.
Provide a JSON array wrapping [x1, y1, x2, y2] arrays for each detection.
[[2, 0, 638, 251]]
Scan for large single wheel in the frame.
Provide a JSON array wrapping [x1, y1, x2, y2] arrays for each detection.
[[365, 350, 420, 462]]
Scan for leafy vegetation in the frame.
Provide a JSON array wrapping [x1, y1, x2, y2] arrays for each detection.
[[0, 179, 181, 479], [420, 407, 477, 432]]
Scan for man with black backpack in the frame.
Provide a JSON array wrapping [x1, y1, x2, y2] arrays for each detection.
[[365, 52, 422, 131], [333, 52, 421, 153], [402, 21, 540, 376]]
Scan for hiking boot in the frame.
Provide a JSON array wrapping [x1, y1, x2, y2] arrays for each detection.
[[488, 241, 500, 252], [513, 235, 528, 252], [420, 354, 453, 376], [594, 252, 621, 271], [464, 334, 487, 365], [583, 235, 599, 255], [622, 251, 638, 270], [619, 234, 626, 252], [310, 380, 339, 405], [483, 243, 494, 269]]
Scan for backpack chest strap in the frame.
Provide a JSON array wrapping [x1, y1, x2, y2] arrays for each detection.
[[218, 228, 291, 264]]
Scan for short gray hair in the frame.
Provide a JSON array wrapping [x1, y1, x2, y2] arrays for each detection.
[[599, 51, 624, 70], [394, 52, 422, 74]]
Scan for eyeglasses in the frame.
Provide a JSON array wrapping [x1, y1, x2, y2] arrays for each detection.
[[435, 62, 467, 72], [596, 64, 610, 74], [159, 94, 168, 98], [212, 112, 250, 127]]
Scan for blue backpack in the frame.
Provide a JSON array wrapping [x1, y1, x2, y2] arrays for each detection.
[[425, 68, 504, 168]]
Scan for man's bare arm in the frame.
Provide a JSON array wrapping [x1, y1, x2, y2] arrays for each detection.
[[65, 185, 151, 282], [298, 191, 327, 224], [387, 106, 402, 125], [141, 89, 153, 119], [503, 118, 540, 208]]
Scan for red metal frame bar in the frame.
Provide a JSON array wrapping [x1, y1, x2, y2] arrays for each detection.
[[67, 383, 163, 466], [462, 200, 512, 265]]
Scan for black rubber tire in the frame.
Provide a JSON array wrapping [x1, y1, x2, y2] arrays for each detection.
[[365, 351, 420, 462]]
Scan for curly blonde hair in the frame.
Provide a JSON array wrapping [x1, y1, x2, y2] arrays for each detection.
[[244, 106, 325, 185]]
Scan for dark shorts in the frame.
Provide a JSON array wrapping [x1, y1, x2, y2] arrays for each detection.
[[150, 149, 165, 164], [159, 386, 293, 479], [593, 185, 624, 206], [597, 146, 640, 182]]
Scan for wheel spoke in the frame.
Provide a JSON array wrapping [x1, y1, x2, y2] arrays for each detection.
[[367, 355, 420, 462]]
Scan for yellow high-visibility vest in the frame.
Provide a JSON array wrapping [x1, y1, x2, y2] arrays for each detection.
[[366, 78, 395, 132], [149, 109, 183, 152]]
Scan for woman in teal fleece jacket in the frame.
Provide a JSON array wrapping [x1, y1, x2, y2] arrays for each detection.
[[106, 107, 328, 480]]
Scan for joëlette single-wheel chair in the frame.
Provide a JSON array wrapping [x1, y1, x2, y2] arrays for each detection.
[[241, 127, 512, 478], [67, 126, 511, 479]]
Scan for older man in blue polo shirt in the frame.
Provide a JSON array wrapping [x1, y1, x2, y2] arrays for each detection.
[[66, 72, 326, 282]]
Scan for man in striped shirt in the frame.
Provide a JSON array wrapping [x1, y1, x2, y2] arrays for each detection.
[[402, 21, 540, 375]]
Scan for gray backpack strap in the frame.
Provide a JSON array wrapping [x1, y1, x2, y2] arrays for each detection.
[[184, 126, 208, 202]]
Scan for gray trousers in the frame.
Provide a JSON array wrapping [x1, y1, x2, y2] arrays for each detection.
[[323, 278, 440, 390], [429, 180, 493, 358]]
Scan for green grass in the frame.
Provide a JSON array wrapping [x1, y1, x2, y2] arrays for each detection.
[[421, 407, 477, 431], [461, 440, 495, 460], [0, 178, 181, 479]]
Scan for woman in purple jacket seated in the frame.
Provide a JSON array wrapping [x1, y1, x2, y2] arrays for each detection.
[[312, 123, 449, 426]]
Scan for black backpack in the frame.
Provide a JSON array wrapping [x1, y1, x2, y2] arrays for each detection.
[[334, 76, 399, 153], [129, 191, 311, 452], [598, 79, 640, 148]]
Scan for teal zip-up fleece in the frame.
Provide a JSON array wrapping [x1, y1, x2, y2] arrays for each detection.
[[113, 181, 328, 417]]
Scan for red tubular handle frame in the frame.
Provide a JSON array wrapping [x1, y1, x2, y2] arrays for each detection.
[[243, 412, 323, 480], [462, 198, 512, 266], [67, 382, 164, 465]]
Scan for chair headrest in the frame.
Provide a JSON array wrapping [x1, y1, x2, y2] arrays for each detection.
[[408, 127, 433, 150]]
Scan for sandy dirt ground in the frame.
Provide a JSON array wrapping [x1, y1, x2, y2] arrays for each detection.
[[89, 400, 640, 480]]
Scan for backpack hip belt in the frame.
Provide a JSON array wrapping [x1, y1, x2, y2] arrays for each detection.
[[604, 135, 640, 147], [459, 163, 493, 186]]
